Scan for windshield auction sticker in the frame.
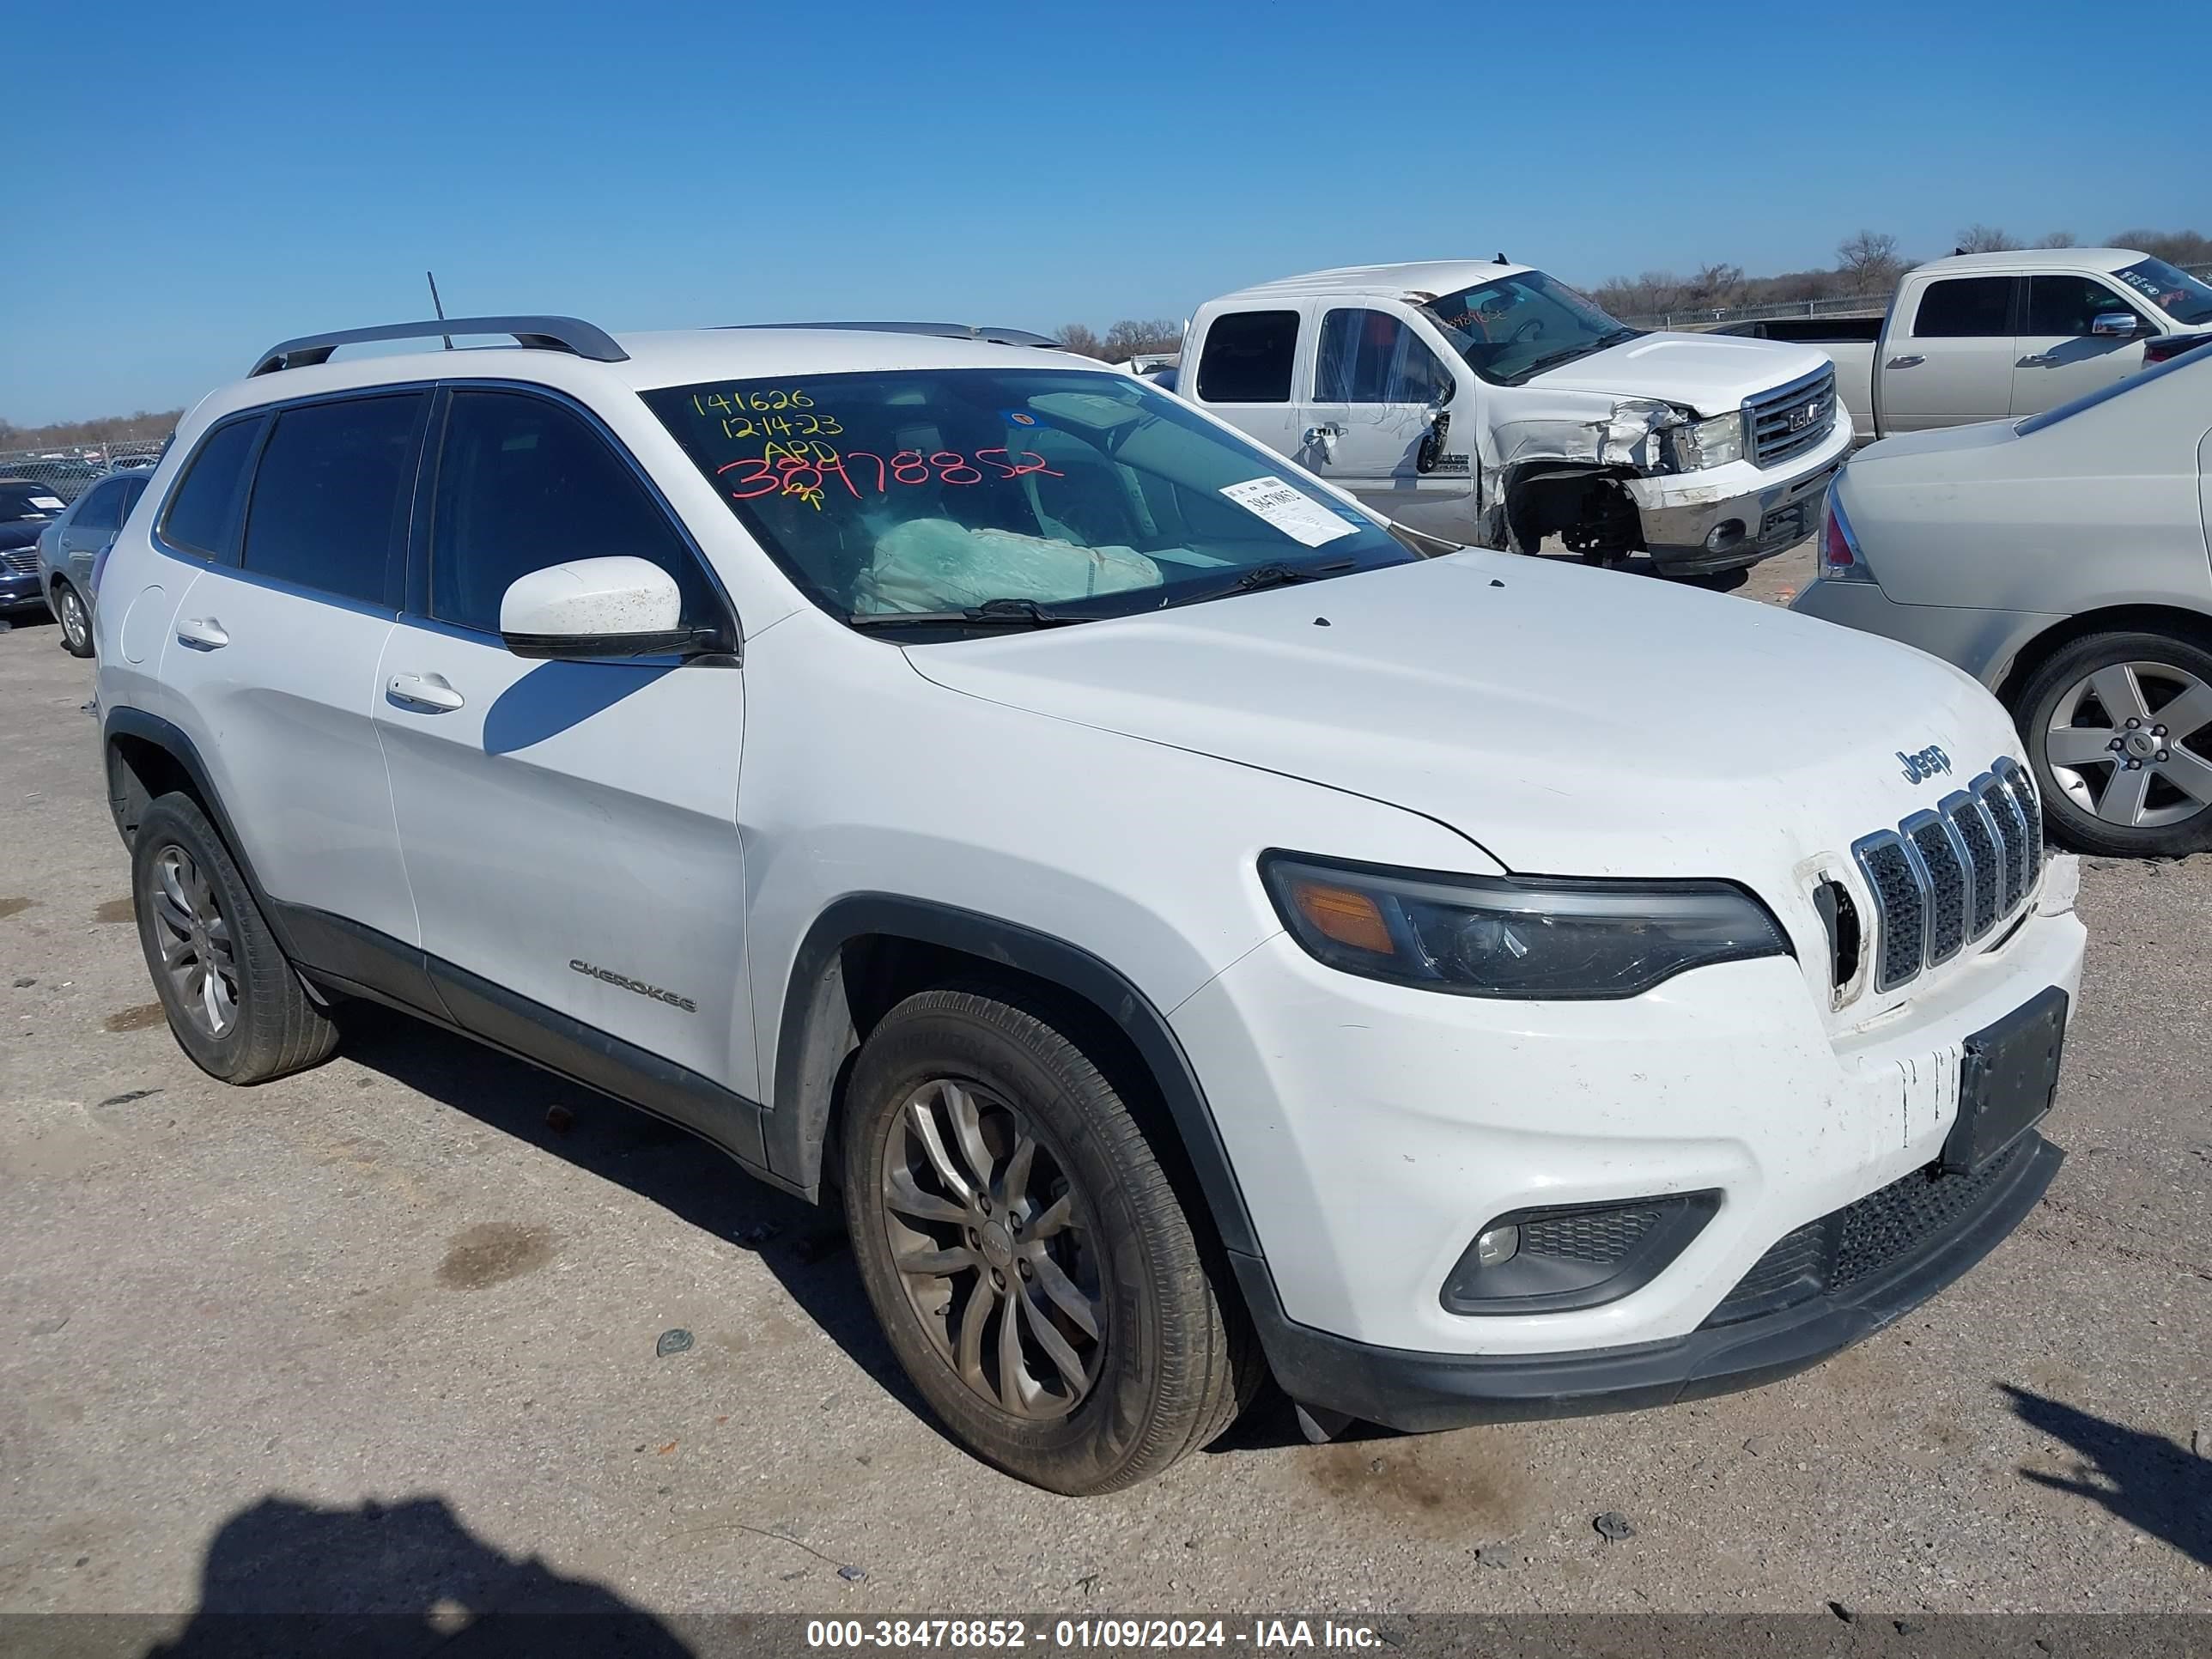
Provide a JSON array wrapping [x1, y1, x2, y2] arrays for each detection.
[[1219, 477, 1356, 548]]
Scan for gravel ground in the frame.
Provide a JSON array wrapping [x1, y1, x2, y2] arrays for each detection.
[[0, 565, 2205, 1626]]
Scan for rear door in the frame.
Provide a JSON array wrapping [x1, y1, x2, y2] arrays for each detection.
[[1186, 307, 1307, 464], [2010, 273, 2156, 417], [1880, 275, 2021, 432], [152, 391, 425, 954], [1293, 306, 1469, 535], [58, 477, 130, 591]]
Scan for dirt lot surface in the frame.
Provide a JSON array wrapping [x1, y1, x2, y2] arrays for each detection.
[[1, 561, 2206, 1629]]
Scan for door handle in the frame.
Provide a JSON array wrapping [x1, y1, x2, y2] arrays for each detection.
[[1302, 422, 1344, 456], [1885, 355, 1925, 369], [2015, 353, 2053, 368], [174, 617, 228, 650], [387, 672, 465, 713]]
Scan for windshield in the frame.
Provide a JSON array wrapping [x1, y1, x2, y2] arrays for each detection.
[[2112, 257, 2212, 325], [1419, 270, 1640, 386], [644, 368, 1410, 629], [0, 483, 65, 520]]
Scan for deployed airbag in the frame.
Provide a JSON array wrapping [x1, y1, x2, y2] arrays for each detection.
[[857, 518, 1164, 614]]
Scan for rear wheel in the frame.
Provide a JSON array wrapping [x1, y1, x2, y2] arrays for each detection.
[[842, 988, 1257, 1493], [2019, 629, 2212, 857], [130, 793, 339, 1082], [54, 581, 93, 658]]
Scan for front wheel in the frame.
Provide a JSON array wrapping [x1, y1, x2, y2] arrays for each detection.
[[54, 581, 93, 658], [842, 988, 1258, 1493], [2019, 629, 2212, 857]]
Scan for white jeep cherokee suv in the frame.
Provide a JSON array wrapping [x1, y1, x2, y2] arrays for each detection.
[[94, 315, 2086, 1493]]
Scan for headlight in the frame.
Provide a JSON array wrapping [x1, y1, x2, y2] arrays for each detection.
[[1666, 410, 1745, 471], [1261, 854, 1790, 999]]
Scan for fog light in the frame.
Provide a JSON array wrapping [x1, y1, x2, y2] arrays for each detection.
[[1474, 1224, 1519, 1267], [1705, 520, 1746, 553]]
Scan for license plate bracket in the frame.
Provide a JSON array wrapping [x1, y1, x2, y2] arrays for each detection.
[[1944, 985, 2069, 1174]]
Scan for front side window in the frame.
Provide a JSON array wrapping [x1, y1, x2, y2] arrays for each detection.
[[1419, 271, 1638, 386], [2026, 275, 2147, 336], [72, 478, 129, 532], [1316, 309, 1455, 404], [1912, 276, 2015, 338], [160, 416, 263, 561], [1194, 310, 1300, 403], [429, 390, 714, 635], [241, 394, 422, 605], [2112, 257, 2212, 325], [642, 368, 1409, 629]]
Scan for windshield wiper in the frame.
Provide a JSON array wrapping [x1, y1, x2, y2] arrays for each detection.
[[1175, 559, 1358, 608], [847, 597, 1095, 630], [1509, 330, 1642, 384]]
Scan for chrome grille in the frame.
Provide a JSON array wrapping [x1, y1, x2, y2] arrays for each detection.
[[2, 547, 37, 576], [1747, 366, 1837, 468], [1852, 759, 2041, 995]]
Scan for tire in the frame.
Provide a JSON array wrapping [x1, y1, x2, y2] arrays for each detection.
[[130, 793, 339, 1083], [2017, 629, 2212, 858], [53, 581, 94, 658], [842, 988, 1259, 1494]]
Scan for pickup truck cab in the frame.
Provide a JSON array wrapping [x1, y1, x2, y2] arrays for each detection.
[[1725, 250, 2212, 441], [1182, 260, 1853, 575]]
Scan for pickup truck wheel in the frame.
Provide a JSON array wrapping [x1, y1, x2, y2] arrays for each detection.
[[2020, 630, 2212, 857], [130, 793, 340, 1082], [53, 581, 94, 658], [842, 988, 1257, 1493]]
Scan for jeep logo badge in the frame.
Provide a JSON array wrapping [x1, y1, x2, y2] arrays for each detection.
[[1898, 745, 1951, 785]]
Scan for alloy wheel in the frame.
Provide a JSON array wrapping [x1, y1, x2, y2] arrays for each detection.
[[58, 587, 89, 653], [148, 845, 240, 1037], [878, 1077, 1104, 1420], [2045, 660, 2212, 830]]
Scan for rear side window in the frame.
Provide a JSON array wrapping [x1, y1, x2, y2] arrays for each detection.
[[2026, 275, 2146, 336], [241, 394, 424, 605], [72, 478, 130, 532], [1316, 308, 1455, 404], [1911, 277, 2015, 338], [428, 389, 711, 635], [160, 417, 263, 560], [1195, 310, 1299, 403]]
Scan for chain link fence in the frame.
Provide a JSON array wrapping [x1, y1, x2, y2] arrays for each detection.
[[0, 437, 171, 503]]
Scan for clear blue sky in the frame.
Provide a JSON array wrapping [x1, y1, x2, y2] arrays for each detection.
[[3, 0, 2204, 427]]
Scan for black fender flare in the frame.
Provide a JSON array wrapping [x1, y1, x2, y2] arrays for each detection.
[[765, 894, 1263, 1259]]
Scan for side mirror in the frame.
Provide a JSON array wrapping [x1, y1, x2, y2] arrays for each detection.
[[499, 556, 719, 661], [2090, 311, 2141, 338]]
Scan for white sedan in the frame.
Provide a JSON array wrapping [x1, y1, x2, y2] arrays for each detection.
[[1794, 341, 2212, 857]]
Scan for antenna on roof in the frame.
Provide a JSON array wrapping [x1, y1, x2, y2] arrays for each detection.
[[426, 271, 453, 350], [1495, 252, 1509, 264]]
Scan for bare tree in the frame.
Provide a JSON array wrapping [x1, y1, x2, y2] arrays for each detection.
[[2110, 228, 2212, 264], [1054, 324, 1105, 359], [2036, 230, 2079, 247], [1955, 224, 2021, 253], [1103, 319, 1183, 359], [1683, 262, 1748, 311], [1836, 230, 1905, 293]]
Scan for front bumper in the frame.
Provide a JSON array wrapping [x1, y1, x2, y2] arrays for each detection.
[[1627, 413, 1855, 574], [0, 556, 46, 611], [1239, 1133, 2061, 1431]]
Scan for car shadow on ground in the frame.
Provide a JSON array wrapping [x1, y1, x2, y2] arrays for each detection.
[[333, 1005, 937, 1434], [1999, 1383, 2211, 1567], [143, 1492, 693, 1656]]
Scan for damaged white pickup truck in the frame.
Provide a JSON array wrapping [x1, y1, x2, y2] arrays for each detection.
[[1182, 260, 1852, 575]]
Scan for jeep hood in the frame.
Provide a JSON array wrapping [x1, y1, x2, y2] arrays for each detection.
[[902, 551, 2021, 884], [1529, 332, 1833, 416]]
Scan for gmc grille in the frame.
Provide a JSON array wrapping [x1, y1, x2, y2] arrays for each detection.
[[1851, 758, 2042, 995], [1746, 366, 1837, 468]]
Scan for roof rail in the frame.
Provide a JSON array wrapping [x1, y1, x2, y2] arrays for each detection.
[[727, 321, 1061, 349], [248, 316, 628, 377]]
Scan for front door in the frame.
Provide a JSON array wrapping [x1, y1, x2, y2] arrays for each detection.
[[373, 386, 757, 1106], [1295, 305, 1470, 536], [1881, 274, 2021, 433], [2010, 273, 2155, 417]]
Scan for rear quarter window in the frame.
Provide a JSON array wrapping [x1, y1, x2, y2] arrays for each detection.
[[159, 417, 264, 560]]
